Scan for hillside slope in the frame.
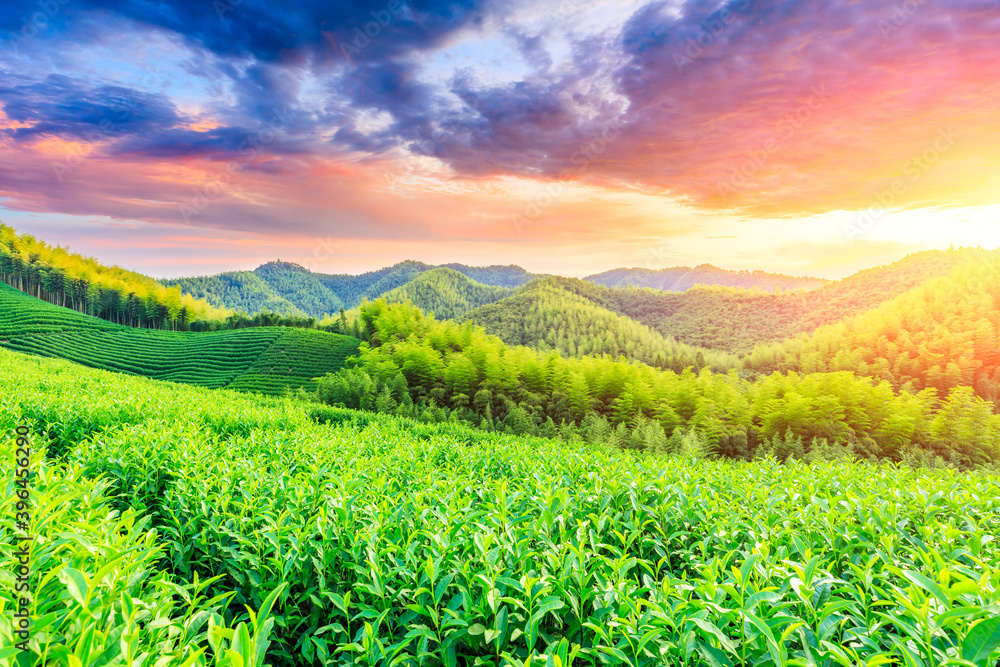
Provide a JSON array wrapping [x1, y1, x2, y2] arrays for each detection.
[[443, 263, 543, 287], [586, 263, 828, 292], [381, 267, 514, 319], [317, 260, 433, 309], [743, 251, 1000, 406], [161, 270, 307, 316], [462, 278, 735, 370], [2, 223, 228, 328], [585, 249, 984, 354], [253, 261, 345, 316], [0, 283, 358, 394]]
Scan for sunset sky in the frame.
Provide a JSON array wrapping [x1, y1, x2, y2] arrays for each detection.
[[1, 0, 999, 279]]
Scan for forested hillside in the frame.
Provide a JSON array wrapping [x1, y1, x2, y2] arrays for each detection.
[[161, 270, 307, 316], [744, 252, 1000, 407], [380, 267, 513, 319], [253, 261, 346, 315], [315, 260, 432, 309], [463, 278, 734, 371], [586, 263, 828, 292], [317, 298, 1000, 467], [1, 223, 228, 329], [443, 263, 542, 287], [583, 248, 984, 354], [167, 260, 542, 316], [165, 260, 347, 318]]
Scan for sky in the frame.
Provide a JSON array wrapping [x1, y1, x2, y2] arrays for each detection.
[[1, 0, 999, 279]]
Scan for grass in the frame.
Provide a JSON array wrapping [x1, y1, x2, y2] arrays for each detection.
[[1, 347, 999, 666], [0, 283, 358, 395]]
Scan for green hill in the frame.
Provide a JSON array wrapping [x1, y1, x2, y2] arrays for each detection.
[[578, 249, 983, 354], [253, 261, 345, 316], [585, 263, 828, 292], [462, 277, 735, 371], [381, 267, 514, 320], [166, 260, 545, 317], [2, 223, 228, 329], [0, 282, 358, 393], [161, 270, 307, 316], [442, 263, 543, 287], [743, 250, 1000, 406], [317, 260, 435, 309]]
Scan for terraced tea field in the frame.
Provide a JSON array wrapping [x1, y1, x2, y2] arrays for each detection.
[[2, 347, 999, 667], [0, 283, 358, 394], [226, 328, 360, 394]]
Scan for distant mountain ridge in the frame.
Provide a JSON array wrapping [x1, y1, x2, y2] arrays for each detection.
[[458, 249, 982, 358], [381, 267, 515, 319], [585, 264, 829, 292], [462, 277, 736, 371], [164, 261, 545, 318], [164, 260, 822, 319]]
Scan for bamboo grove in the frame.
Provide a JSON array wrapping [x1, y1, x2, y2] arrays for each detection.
[[0, 224, 230, 330]]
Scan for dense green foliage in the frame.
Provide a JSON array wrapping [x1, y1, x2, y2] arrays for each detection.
[[0, 224, 228, 329], [254, 262, 346, 317], [0, 431, 283, 666], [442, 263, 542, 288], [0, 284, 358, 394], [168, 261, 541, 318], [577, 249, 987, 354], [3, 349, 1000, 666], [381, 268, 514, 320], [745, 252, 1000, 407], [322, 299, 1000, 467], [586, 263, 829, 292], [463, 278, 733, 371], [163, 270, 309, 317]]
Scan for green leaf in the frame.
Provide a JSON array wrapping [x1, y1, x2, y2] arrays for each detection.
[[902, 570, 949, 607], [962, 616, 1000, 664], [690, 618, 736, 653], [61, 568, 90, 607], [696, 641, 735, 667]]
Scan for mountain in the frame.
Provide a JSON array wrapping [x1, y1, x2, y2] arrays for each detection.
[[380, 267, 514, 320], [585, 264, 829, 292], [160, 270, 307, 317], [254, 261, 346, 315], [462, 277, 736, 371], [315, 260, 434, 310], [164, 261, 346, 319], [581, 249, 981, 354], [442, 263, 543, 287], [165, 260, 540, 317], [0, 282, 358, 394], [743, 249, 1000, 407]]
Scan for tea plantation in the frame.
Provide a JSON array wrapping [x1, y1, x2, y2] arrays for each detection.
[[2, 347, 999, 666], [0, 283, 358, 393]]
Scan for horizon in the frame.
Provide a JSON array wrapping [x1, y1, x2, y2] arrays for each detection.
[[3, 1, 999, 279], [7, 220, 986, 283]]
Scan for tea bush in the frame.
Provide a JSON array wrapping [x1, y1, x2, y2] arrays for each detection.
[[1, 348, 999, 666]]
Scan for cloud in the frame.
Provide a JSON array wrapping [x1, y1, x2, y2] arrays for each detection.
[[1, 0, 999, 242], [0, 72, 183, 141]]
